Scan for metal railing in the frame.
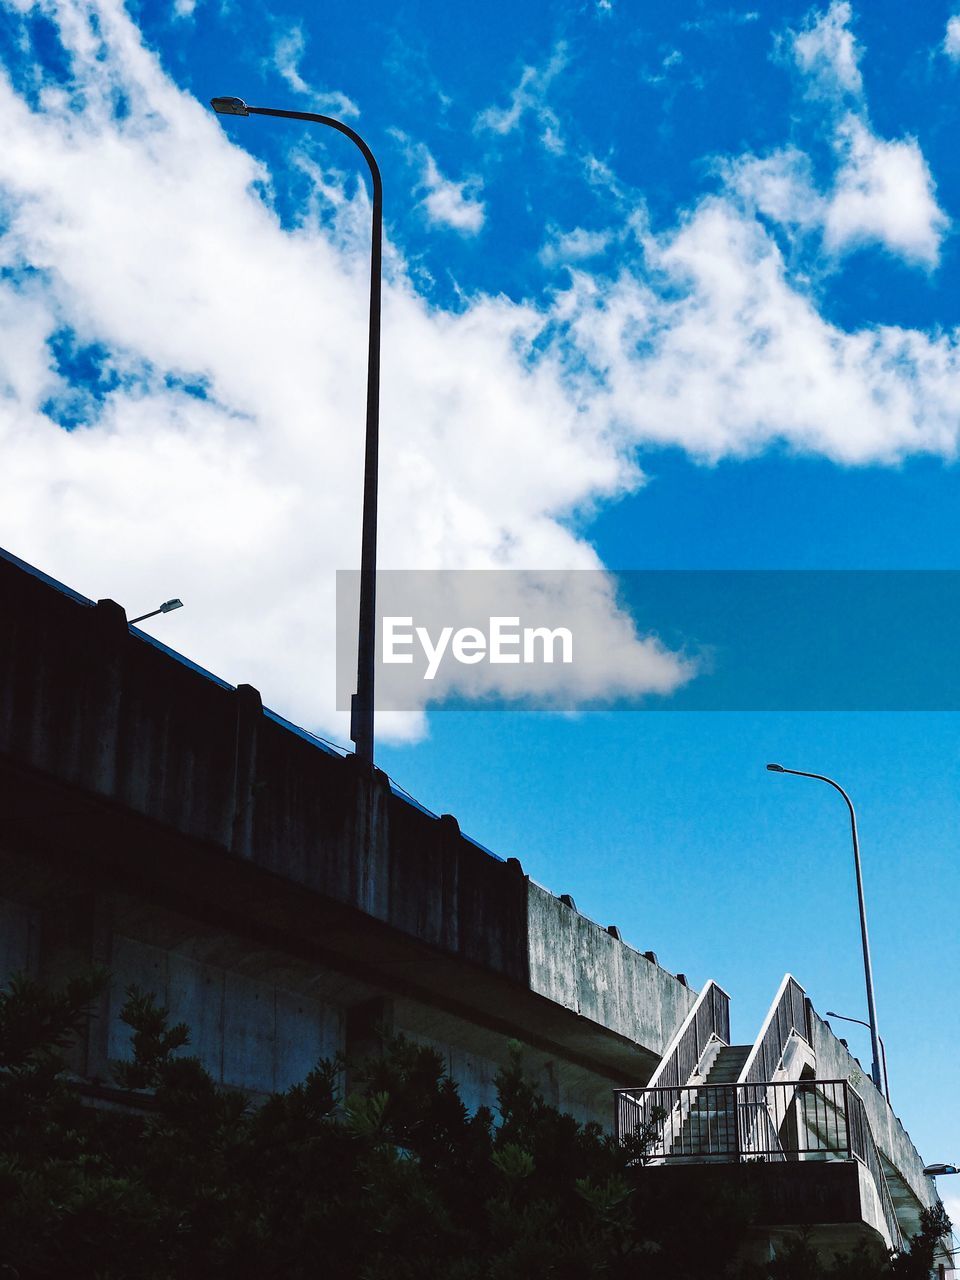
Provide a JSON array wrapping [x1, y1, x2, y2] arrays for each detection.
[[617, 1079, 847, 1161], [614, 1078, 902, 1251], [615, 980, 730, 1165], [645, 979, 731, 1093], [741, 974, 811, 1086], [847, 1086, 903, 1252]]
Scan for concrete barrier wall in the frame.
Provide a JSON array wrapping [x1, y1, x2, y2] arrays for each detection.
[[527, 884, 694, 1055], [811, 1013, 938, 1218], [0, 548, 696, 1120], [0, 554, 529, 985]]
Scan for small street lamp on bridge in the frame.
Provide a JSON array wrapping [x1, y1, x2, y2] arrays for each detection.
[[129, 598, 183, 626], [825, 1009, 891, 1106]]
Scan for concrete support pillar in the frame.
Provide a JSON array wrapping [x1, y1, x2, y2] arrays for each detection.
[[230, 683, 262, 859], [79, 599, 128, 796], [342, 757, 391, 920]]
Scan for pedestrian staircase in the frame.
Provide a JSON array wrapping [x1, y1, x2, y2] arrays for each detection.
[[670, 1045, 751, 1161], [614, 974, 906, 1254]]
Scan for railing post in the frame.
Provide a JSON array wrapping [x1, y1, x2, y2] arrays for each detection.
[[733, 1084, 741, 1162], [843, 1081, 852, 1159]]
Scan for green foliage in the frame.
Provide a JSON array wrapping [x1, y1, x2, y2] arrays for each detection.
[[0, 969, 107, 1123], [0, 969, 167, 1278], [0, 971, 952, 1280], [733, 1202, 955, 1280], [890, 1205, 954, 1280], [111, 986, 190, 1090]]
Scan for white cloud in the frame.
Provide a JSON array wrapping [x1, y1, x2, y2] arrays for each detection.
[[273, 25, 309, 94], [791, 0, 863, 97], [539, 225, 612, 267], [272, 25, 359, 117], [641, 48, 685, 86], [0, 0, 688, 741], [394, 135, 485, 234], [419, 158, 484, 233], [365, 571, 693, 711], [944, 14, 960, 60], [555, 197, 960, 465], [172, 0, 195, 18], [682, 11, 759, 33], [475, 43, 568, 154], [824, 116, 948, 265], [723, 147, 823, 231], [726, 120, 948, 268], [729, 11, 949, 270], [2, 0, 960, 749]]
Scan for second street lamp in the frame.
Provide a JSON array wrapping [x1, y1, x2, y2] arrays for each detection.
[[211, 96, 381, 767], [825, 1009, 891, 1106], [766, 763, 884, 1094], [129, 598, 184, 626]]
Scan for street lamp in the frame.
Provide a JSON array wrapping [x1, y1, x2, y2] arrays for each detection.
[[924, 1164, 959, 1177], [210, 95, 381, 767], [766, 763, 883, 1093], [825, 1010, 891, 1106], [129, 598, 184, 626]]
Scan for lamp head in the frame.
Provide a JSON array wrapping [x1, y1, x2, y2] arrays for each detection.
[[211, 97, 249, 116], [160, 599, 183, 614], [923, 1163, 958, 1177], [766, 763, 786, 773]]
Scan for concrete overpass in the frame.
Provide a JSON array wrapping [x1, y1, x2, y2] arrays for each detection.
[[0, 544, 948, 1270], [0, 545, 693, 1120]]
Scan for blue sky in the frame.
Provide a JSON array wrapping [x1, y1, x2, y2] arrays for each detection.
[[1, 0, 959, 1204]]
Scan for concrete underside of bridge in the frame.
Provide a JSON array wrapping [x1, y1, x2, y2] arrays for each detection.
[[635, 1161, 895, 1261], [0, 548, 695, 1122]]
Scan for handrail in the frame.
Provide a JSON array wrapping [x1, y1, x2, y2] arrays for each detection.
[[738, 1097, 786, 1161], [847, 1084, 903, 1252], [616, 980, 730, 1163], [645, 979, 731, 1093], [739, 973, 810, 1085], [618, 1079, 850, 1160]]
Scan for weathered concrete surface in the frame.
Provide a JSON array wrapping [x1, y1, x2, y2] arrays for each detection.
[[0, 547, 695, 1117], [811, 1012, 939, 1233], [527, 884, 694, 1074], [0, 554, 527, 983]]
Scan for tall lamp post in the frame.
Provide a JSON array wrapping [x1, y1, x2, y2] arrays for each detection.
[[211, 96, 381, 766], [766, 764, 884, 1093]]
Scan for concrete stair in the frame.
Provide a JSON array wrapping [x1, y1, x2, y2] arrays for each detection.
[[705, 1044, 751, 1084], [670, 1045, 751, 1161]]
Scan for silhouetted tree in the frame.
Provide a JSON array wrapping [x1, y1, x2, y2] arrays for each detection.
[[0, 972, 950, 1279]]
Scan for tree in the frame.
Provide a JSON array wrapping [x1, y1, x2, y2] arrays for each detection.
[[0, 972, 951, 1280]]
